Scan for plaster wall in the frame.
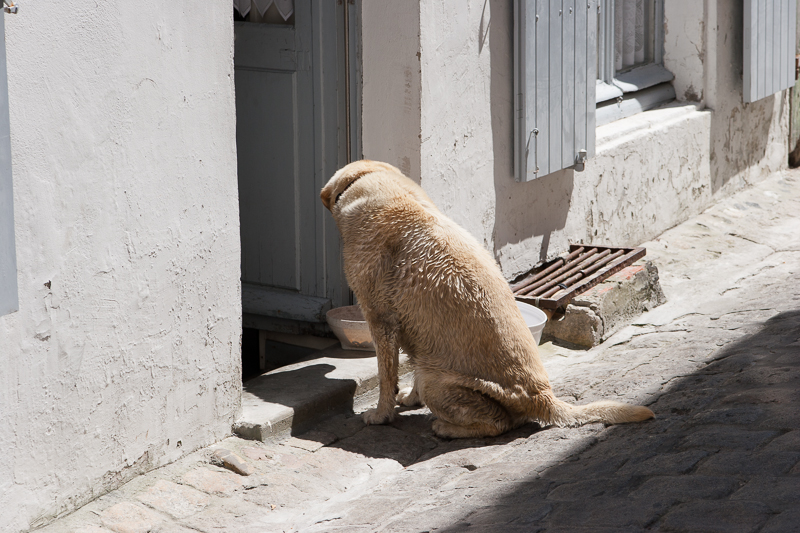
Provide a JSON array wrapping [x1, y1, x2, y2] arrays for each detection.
[[417, 0, 498, 250], [0, 2, 242, 531], [375, 0, 789, 279], [496, 104, 714, 277], [361, 0, 421, 181], [706, 0, 789, 195], [664, 0, 706, 103]]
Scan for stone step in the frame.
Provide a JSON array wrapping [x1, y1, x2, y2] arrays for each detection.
[[234, 346, 412, 441]]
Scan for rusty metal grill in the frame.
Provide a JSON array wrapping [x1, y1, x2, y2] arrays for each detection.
[[511, 245, 646, 310]]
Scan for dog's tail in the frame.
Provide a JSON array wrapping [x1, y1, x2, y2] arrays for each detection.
[[539, 394, 655, 427], [436, 372, 654, 427]]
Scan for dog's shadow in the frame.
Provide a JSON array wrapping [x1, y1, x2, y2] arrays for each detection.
[[329, 406, 543, 468]]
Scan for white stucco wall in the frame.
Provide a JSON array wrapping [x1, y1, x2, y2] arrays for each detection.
[[664, 0, 706, 103], [363, 0, 789, 279], [418, 0, 497, 251], [0, 3, 241, 531], [361, 0, 422, 181]]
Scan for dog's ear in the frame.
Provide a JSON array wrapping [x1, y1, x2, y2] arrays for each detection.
[[322, 160, 382, 211], [320, 184, 334, 211]]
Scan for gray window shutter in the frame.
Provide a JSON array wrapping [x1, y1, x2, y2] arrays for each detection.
[[514, 0, 597, 181], [743, 0, 797, 103], [0, 13, 18, 317]]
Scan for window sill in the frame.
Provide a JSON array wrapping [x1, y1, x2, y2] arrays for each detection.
[[596, 82, 676, 126], [596, 64, 675, 104], [615, 64, 674, 92], [596, 101, 708, 154]]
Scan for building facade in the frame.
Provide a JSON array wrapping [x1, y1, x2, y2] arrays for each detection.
[[1, 1, 795, 531]]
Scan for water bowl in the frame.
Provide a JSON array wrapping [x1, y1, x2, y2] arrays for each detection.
[[516, 300, 548, 345], [326, 306, 375, 351]]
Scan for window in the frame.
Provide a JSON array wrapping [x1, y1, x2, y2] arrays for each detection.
[[513, 0, 674, 181], [595, 0, 674, 125], [513, 0, 674, 180]]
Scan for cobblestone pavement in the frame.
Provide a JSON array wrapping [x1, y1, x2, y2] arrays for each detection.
[[40, 169, 800, 532]]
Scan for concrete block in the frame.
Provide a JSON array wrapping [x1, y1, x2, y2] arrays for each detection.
[[762, 509, 800, 533], [679, 427, 779, 452], [615, 449, 709, 477], [542, 260, 666, 347], [335, 425, 437, 467], [629, 475, 739, 502], [695, 451, 800, 477], [731, 477, 800, 511], [283, 430, 337, 452], [546, 498, 672, 528]]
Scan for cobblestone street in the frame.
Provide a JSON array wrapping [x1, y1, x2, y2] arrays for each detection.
[[40, 169, 800, 532]]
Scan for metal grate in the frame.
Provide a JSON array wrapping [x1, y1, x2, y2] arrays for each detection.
[[510, 245, 646, 310]]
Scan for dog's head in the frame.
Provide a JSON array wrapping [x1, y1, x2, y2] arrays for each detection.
[[320, 160, 402, 211], [321, 160, 435, 214]]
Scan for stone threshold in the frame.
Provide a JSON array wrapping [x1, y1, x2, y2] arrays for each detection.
[[234, 259, 664, 442], [233, 346, 413, 442]]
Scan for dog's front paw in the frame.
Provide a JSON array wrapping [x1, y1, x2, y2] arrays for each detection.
[[362, 408, 395, 425], [396, 386, 422, 407]]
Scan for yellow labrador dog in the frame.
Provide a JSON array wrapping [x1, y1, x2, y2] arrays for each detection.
[[321, 160, 654, 438]]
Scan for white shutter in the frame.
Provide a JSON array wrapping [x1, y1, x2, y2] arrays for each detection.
[[743, 0, 796, 103], [0, 13, 18, 317], [514, 0, 597, 181]]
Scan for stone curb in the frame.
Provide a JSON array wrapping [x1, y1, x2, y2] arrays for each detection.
[[542, 259, 666, 347]]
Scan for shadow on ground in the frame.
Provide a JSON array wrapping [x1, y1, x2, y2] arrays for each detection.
[[241, 327, 320, 380], [242, 363, 361, 437], [330, 408, 542, 468], [425, 309, 800, 532]]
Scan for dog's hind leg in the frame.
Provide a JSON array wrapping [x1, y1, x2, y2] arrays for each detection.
[[397, 376, 423, 407], [421, 378, 519, 438], [431, 418, 513, 439]]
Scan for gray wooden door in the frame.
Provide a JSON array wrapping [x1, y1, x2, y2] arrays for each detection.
[[235, 1, 354, 328]]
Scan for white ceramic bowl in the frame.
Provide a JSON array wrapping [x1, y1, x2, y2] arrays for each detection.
[[326, 306, 375, 351], [516, 301, 548, 345]]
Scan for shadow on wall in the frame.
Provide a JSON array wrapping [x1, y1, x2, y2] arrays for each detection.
[[489, 0, 573, 266], [433, 308, 800, 531], [710, 0, 776, 194]]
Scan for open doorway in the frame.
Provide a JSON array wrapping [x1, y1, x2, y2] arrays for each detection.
[[233, 0, 360, 380]]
